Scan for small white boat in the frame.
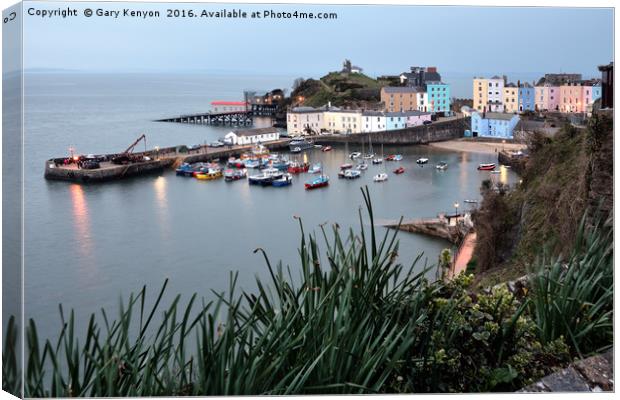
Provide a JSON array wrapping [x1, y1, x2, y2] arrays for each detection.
[[356, 163, 368, 171], [372, 158, 383, 165], [373, 173, 388, 182], [436, 161, 448, 170], [363, 153, 375, 159], [291, 147, 302, 153], [416, 158, 429, 165], [349, 152, 362, 159], [344, 169, 361, 179], [314, 144, 323, 149]]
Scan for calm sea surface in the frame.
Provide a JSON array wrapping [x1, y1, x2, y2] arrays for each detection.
[[20, 73, 518, 338]]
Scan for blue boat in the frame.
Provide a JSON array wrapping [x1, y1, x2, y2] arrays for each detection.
[[272, 173, 293, 187], [175, 163, 195, 177]]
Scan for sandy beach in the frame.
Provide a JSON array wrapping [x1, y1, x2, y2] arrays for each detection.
[[429, 139, 527, 154]]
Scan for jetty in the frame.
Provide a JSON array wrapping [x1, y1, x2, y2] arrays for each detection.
[[380, 212, 476, 280], [44, 138, 292, 183]]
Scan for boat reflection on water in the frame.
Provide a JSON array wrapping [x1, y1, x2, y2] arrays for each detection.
[[69, 183, 94, 262]]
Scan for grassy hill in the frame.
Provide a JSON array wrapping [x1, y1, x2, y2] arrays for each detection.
[[291, 71, 391, 108]]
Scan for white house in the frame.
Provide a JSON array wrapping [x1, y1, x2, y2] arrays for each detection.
[[487, 76, 505, 112], [286, 107, 325, 135], [224, 127, 280, 146], [416, 92, 429, 112], [361, 111, 387, 132]]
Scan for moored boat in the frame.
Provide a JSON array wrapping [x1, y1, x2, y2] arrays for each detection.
[[289, 138, 314, 151], [288, 161, 310, 174], [349, 152, 361, 159], [272, 173, 293, 187], [477, 163, 496, 171], [344, 169, 361, 179], [305, 175, 329, 190], [321, 146, 332, 152], [308, 163, 322, 174], [356, 163, 368, 171], [195, 168, 223, 180], [248, 168, 282, 186], [436, 161, 448, 170], [416, 158, 429, 165], [373, 173, 388, 182], [393, 167, 405, 174], [175, 163, 195, 177], [464, 199, 478, 204], [386, 154, 403, 161], [340, 163, 353, 170], [372, 158, 383, 165], [224, 168, 247, 182]]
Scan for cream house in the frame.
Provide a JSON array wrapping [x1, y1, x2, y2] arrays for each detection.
[[286, 107, 325, 135], [324, 110, 363, 134]]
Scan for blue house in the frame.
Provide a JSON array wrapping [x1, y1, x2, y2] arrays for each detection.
[[592, 83, 602, 102], [518, 83, 536, 112], [385, 112, 408, 130], [471, 112, 520, 139], [426, 82, 451, 114]]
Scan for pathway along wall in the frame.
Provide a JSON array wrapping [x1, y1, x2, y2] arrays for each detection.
[[315, 117, 469, 145]]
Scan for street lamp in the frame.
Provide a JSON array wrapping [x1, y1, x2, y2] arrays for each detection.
[[154, 146, 160, 160], [453, 202, 460, 218]]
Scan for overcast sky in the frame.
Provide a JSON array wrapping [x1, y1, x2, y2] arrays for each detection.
[[22, 2, 613, 77]]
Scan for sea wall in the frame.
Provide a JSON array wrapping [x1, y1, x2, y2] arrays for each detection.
[[315, 117, 469, 146], [44, 159, 173, 183]]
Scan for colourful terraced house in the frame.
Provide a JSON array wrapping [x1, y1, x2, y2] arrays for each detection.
[[426, 82, 451, 113]]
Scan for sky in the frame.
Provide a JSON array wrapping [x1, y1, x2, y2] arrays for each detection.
[[19, 2, 614, 78]]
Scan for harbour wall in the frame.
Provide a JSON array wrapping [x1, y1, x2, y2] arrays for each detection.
[[44, 159, 173, 183], [315, 117, 469, 146]]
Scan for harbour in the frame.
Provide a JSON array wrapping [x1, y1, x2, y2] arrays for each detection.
[[24, 72, 520, 352]]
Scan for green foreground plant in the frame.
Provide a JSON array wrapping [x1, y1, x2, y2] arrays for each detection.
[[2, 187, 613, 396]]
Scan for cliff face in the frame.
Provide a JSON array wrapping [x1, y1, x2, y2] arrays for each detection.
[[472, 112, 613, 285]]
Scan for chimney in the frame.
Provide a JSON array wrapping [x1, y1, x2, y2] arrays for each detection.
[[502, 75, 507, 85], [517, 79, 521, 87], [328, 101, 331, 109]]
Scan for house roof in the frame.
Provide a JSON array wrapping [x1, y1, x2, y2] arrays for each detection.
[[362, 111, 385, 117], [382, 86, 423, 93], [229, 127, 279, 137], [211, 101, 247, 106], [289, 107, 322, 114], [478, 112, 517, 121]]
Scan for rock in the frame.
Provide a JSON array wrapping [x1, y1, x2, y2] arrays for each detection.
[[518, 349, 614, 392]]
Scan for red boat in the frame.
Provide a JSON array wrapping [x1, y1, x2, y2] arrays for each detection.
[[321, 146, 332, 152], [305, 175, 330, 190], [385, 155, 396, 161], [288, 162, 310, 174], [477, 163, 496, 171], [393, 167, 405, 174], [340, 163, 353, 170]]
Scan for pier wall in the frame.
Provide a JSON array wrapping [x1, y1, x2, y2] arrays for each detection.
[[44, 159, 172, 183], [315, 117, 469, 146]]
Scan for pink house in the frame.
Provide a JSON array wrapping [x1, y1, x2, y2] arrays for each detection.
[[535, 84, 560, 112], [404, 111, 432, 127], [560, 84, 584, 113]]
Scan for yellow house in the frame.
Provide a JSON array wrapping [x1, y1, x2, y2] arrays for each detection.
[[502, 84, 518, 113], [473, 78, 489, 111], [324, 110, 363, 134]]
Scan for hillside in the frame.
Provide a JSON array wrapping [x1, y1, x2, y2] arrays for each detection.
[[471, 111, 613, 286], [291, 71, 391, 108]]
